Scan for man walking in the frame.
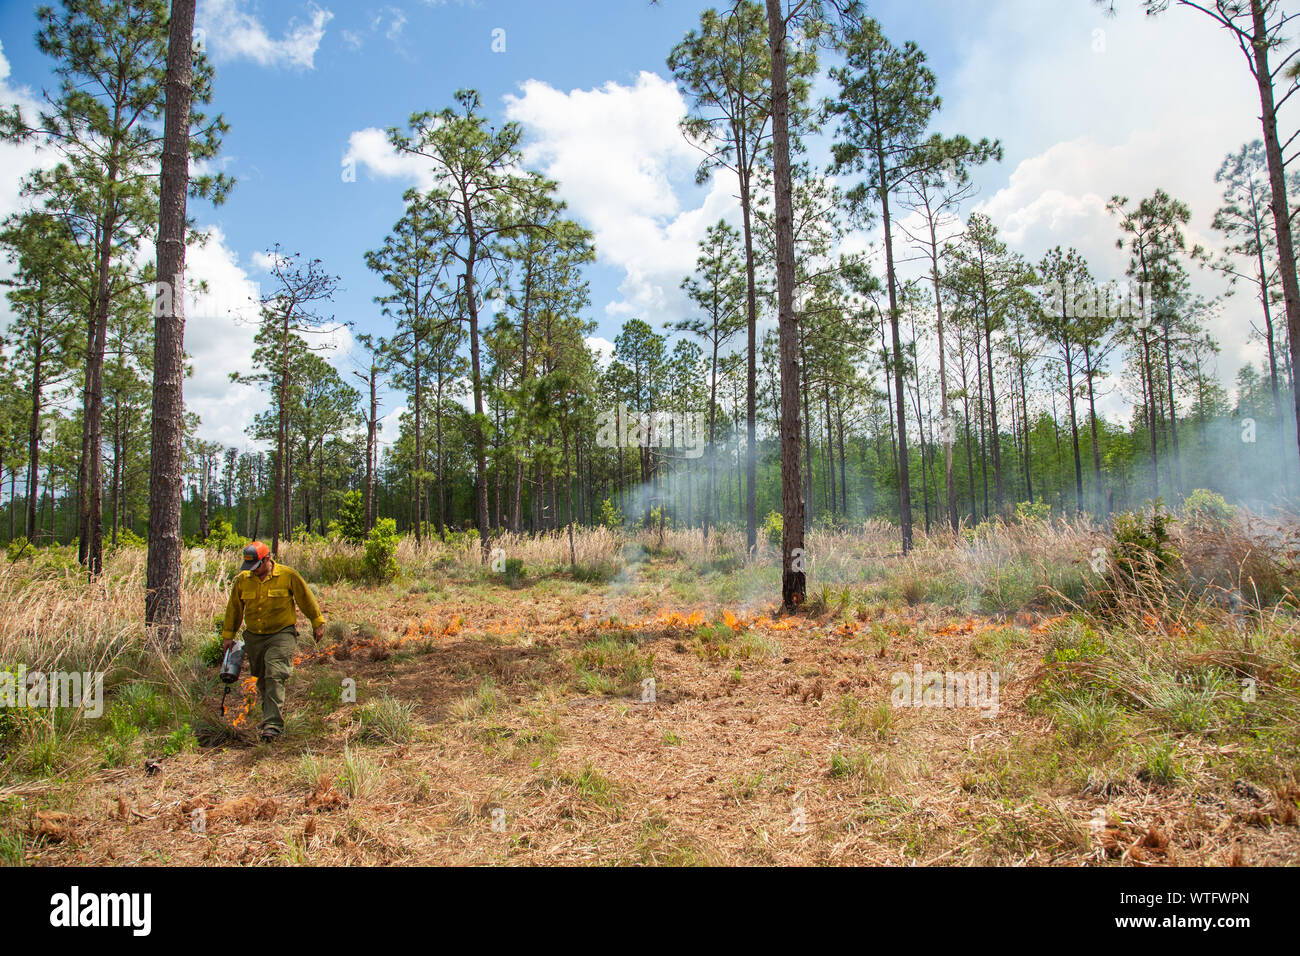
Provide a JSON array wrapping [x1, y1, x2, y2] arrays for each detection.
[[221, 541, 326, 741]]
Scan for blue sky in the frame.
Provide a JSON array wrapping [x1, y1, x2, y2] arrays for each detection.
[[1, 0, 1291, 454]]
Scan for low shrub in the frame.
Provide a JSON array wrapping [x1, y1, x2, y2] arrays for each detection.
[[762, 510, 782, 546], [363, 519, 400, 582]]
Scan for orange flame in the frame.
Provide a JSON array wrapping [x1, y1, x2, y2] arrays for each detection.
[[228, 675, 258, 728]]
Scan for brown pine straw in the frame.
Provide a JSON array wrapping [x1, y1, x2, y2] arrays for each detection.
[[4, 519, 1298, 866]]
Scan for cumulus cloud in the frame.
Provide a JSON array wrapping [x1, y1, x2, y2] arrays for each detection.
[[344, 72, 744, 332], [197, 0, 334, 70], [184, 228, 356, 448], [934, 0, 1292, 399], [0, 40, 54, 225], [184, 227, 265, 448], [504, 72, 741, 327], [586, 335, 615, 369], [341, 126, 436, 189], [377, 403, 406, 452]]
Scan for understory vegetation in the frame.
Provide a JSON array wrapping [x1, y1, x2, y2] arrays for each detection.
[[2, 504, 1297, 865]]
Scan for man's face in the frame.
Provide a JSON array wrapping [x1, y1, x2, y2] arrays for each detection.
[[253, 559, 272, 580]]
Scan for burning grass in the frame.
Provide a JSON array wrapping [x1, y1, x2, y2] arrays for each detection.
[[2, 516, 1299, 865]]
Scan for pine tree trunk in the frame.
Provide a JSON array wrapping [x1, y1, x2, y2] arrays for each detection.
[[874, 109, 912, 550], [1248, 0, 1300, 477], [366, 363, 377, 532], [26, 333, 42, 540], [929, 219, 957, 533], [740, 170, 759, 553], [145, 0, 195, 650], [465, 240, 491, 563], [1064, 339, 1084, 515], [765, 0, 804, 609]]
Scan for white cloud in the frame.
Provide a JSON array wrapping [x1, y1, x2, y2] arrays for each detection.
[[817, 0, 1299, 414], [380, 7, 407, 41], [184, 227, 358, 448], [504, 72, 741, 328], [197, 0, 334, 70], [342, 126, 435, 188], [184, 226, 265, 448], [0, 40, 55, 226], [345, 7, 408, 51], [247, 249, 282, 273], [377, 404, 406, 451], [586, 335, 614, 369], [346, 72, 744, 331]]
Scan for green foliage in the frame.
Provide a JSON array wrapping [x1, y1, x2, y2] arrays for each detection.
[[961, 519, 1000, 544], [339, 744, 380, 800], [763, 510, 783, 546], [1108, 503, 1178, 587], [162, 723, 197, 756], [976, 560, 1039, 614], [291, 523, 328, 545], [835, 694, 894, 740], [331, 490, 366, 545], [110, 527, 147, 550], [1052, 696, 1125, 749], [5, 537, 30, 562], [0, 666, 37, 742], [197, 633, 225, 668], [1043, 625, 1107, 664], [449, 678, 505, 719], [112, 682, 170, 732], [573, 634, 655, 696], [572, 560, 619, 583], [363, 518, 400, 582], [502, 557, 525, 586], [1014, 499, 1052, 524], [295, 547, 359, 585], [598, 497, 623, 530], [445, 528, 480, 550], [102, 709, 139, 768], [0, 828, 26, 867], [1136, 741, 1181, 786], [1182, 488, 1235, 531], [21, 724, 68, 775], [203, 516, 245, 551], [357, 694, 416, 744], [308, 675, 344, 709]]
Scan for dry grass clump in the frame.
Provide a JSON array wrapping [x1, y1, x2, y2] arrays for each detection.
[[1176, 509, 1300, 610], [6, 510, 1300, 866], [278, 538, 363, 584], [0, 547, 228, 672], [394, 527, 623, 577]]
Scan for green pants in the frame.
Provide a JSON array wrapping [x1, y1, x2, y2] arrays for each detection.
[[243, 626, 298, 733]]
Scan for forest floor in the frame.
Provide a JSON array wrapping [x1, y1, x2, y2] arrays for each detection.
[[3, 522, 1299, 866]]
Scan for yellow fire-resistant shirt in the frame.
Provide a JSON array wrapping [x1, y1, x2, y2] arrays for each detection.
[[221, 562, 325, 641]]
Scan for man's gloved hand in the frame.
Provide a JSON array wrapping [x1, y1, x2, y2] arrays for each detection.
[[223, 638, 234, 652], [313, 624, 325, 642]]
